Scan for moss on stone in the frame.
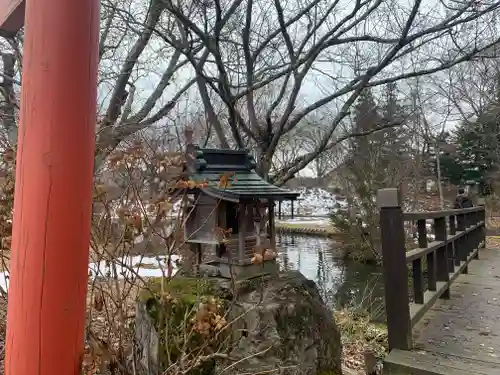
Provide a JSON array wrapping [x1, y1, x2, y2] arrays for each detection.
[[139, 277, 227, 375], [139, 277, 215, 302]]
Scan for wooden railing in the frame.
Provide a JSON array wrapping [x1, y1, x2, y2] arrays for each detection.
[[378, 188, 486, 351]]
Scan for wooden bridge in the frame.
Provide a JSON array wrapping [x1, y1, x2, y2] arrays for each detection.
[[378, 188, 500, 375]]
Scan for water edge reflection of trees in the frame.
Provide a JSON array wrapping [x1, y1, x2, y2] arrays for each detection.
[[277, 234, 386, 321]]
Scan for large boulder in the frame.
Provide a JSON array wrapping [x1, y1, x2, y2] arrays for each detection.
[[135, 271, 342, 375], [218, 271, 342, 375]]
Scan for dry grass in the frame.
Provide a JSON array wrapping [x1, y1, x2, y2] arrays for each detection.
[[275, 221, 340, 235], [486, 236, 500, 249], [0, 278, 386, 375], [0, 279, 143, 375], [487, 216, 500, 230], [334, 309, 387, 374], [83, 278, 142, 375]]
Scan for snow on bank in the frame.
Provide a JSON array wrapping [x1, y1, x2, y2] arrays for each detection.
[[0, 254, 181, 293], [88, 254, 180, 279], [277, 218, 331, 226], [279, 188, 347, 216]]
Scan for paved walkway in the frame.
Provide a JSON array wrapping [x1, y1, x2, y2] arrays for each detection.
[[384, 248, 500, 374]]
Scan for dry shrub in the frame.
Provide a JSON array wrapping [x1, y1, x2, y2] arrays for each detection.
[[0, 136, 244, 375], [334, 309, 387, 374]]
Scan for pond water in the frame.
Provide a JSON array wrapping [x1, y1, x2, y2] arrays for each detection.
[[276, 233, 386, 321]]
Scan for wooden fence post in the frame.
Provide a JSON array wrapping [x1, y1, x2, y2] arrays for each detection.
[[378, 188, 412, 350], [434, 217, 450, 299], [456, 213, 467, 273], [478, 198, 486, 249]]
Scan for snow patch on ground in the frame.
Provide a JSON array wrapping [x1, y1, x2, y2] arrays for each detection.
[[279, 188, 348, 216], [0, 254, 181, 293], [277, 218, 331, 226]]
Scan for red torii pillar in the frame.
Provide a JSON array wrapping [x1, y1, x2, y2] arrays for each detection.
[[0, 0, 99, 374]]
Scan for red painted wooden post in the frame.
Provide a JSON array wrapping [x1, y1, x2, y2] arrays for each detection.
[[1, 0, 99, 374]]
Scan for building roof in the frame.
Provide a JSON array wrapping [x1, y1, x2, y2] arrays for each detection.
[[186, 145, 299, 202]]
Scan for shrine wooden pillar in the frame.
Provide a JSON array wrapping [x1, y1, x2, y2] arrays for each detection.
[[268, 200, 276, 248], [238, 202, 247, 262], [2, 0, 100, 374]]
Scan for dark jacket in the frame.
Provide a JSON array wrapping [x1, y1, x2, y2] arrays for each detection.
[[454, 195, 473, 209]]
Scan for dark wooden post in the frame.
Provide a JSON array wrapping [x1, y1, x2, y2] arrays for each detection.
[[434, 216, 450, 299], [268, 200, 276, 248], [291, 200, 295, 219], [196, 243, 202, 276], [456, 213, 467, 273], [278, 200, 282, 220], [464, 211, 472, 260], [413, 219, 425, 305], [418, 219, 435, 291], [449, 215, 457, 270], [378, 188, 412, 350], [468, 208, 479, 254], [478, 198, 486, 249], [238, 203, 247, 262]]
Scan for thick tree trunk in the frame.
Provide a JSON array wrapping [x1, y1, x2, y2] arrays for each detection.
[[257, 148, 272, 181]]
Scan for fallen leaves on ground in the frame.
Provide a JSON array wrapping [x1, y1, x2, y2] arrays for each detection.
[[487, 236, 500, 249], [334, 309, 387, 374], [487, 216, 500, 230]]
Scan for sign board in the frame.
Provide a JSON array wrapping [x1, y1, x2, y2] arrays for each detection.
[[0, 0, 24, 34]]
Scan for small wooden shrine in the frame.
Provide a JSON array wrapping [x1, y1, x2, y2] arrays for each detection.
[[183, 128, 299, 279]]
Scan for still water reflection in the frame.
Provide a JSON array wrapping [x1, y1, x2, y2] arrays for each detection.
[[276, 233, 386, 321]]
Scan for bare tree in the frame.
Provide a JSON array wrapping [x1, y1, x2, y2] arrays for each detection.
[[159, 0, 500, 184], [0, 0, 200, 167], [431, 47, 500, 125], [276, 117, 344, 182], [0, 0, 499, 183]]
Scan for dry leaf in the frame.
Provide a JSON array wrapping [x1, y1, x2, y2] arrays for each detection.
[[251, 253, 263, 264]]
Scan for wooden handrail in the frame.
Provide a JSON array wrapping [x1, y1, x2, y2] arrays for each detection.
[[403, 206, 483, 220], [378, 188, 486, 352]]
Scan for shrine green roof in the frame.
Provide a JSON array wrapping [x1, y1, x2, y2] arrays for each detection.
[[186, 146, 299, 202]]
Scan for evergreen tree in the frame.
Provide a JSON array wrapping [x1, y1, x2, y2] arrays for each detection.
[[334, 85, 410, 261], [440, 101, 500, 194], [435, 132, 462, 186], [348, 84, 408, 189]]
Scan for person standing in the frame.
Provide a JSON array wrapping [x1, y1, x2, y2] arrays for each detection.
[[454, 187, 473, 209]]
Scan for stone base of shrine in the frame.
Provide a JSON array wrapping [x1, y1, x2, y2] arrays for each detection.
[[203, 258, 278, 279]]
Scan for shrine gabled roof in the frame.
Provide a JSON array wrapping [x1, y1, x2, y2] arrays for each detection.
[[185, 145, 299, 202]]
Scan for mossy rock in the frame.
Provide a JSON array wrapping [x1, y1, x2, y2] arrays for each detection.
[[136, 273, 342, 375], [214, 271, 342, 375], [139, 277, 216, 305], [137, 277, 229, 375]]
